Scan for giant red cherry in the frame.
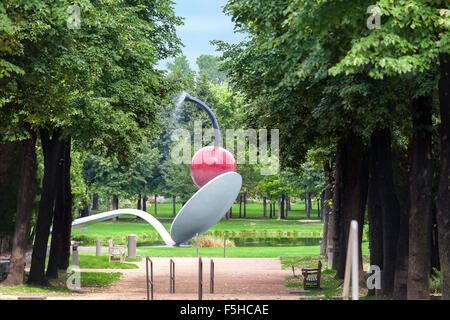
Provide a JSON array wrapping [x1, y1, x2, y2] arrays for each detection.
[[190, 146, 236, 188]]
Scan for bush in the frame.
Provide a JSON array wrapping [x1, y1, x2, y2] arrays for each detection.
[[191, 236, 236, 248], [430, 268, 441, 293]]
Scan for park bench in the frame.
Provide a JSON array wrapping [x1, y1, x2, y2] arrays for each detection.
[[302, 261, 322, 290], [108, 239, 126, 263], [0, 257, 10, 281]]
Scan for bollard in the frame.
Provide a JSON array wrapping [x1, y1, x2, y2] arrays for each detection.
[[170, 259, 175, 293], [210, 259, 214, 294], [146, 257, 153, 300], [128, 234, 136, 259], [198, 257, 203, 300], [196, 233, 199, 257], [96, 240, 101, 257], [72, 243, 79, 266]]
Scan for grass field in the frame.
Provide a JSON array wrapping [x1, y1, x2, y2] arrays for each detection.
[[135, 242, 369, 258], [69, 201, 368, 259], [90, 201, 321, 220]]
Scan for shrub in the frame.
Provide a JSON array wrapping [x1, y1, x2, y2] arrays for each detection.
[[191, 236, 236, 248], [430, 268, 441, 293]]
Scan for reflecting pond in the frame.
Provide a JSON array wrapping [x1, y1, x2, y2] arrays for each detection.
[[137, 232, 321, 247]]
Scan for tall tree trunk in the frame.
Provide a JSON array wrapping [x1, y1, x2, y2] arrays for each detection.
[[107, 196, 111, 211], [305, 192, 311, 219], [278, 194, 285, 219], [277, 198, 281, 219], [317, 198, 320, 218], [4, 134, 37, 286], [47, 137, 72, 277], [46, 139, 66, 279], [112, 195, 119, 210], [173, 195, 176, 217], [393, 214, 409, 300], [321, 161, 333, 257], [285, 196, 288, 218], [269, 202, 272, 218], [58, 138, 72, 271], [263, 197, 267, 218], [392, 136, 411, 300], [137, 194, 142, 210], [92, 194, 99, 211], [143, 195, 147, 212], [430, 207, 440, 273], [243, 192, 247, 218], [367, 149, 384, 296], [0, 141, 22, 255], [436, 53, 450, 300], [239, 194, 242, 218], [28, 128, 64, 286], [369, 127, 401, 296], [407, 95, 433, 300], [333, 134, 369, 279]]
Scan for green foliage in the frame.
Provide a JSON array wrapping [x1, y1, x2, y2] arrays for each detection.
[[1, 0, 182, 164], [330, 0, 449, 79], [430, 267, 441, 293], [196, 54, 227, 85], [216, 0, 440, 172]]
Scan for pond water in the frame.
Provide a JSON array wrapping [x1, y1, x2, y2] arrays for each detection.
[[137, 233, 321, 247]]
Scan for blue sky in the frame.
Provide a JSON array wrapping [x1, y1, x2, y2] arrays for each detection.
[[158, 0, 247, 72]]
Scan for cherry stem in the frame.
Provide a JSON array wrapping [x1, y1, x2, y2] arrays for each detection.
[[184, 93, 221, 147]]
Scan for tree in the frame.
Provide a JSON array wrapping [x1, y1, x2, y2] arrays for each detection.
[[196, 54, 227, 85], [329, 0, 448, 299], [1, 0, 182, 285], [167, 55, 197, 89], [217, 0, 439, 291]]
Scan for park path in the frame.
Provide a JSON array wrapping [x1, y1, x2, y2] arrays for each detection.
[[52, 257, 299, 300]]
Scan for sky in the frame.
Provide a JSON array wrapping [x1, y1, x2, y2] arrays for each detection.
[[158, 0, 247, 72]]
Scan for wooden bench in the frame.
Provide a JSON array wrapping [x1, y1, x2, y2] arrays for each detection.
[[108, 239, 126, 263], [302, 261, 322, 290]]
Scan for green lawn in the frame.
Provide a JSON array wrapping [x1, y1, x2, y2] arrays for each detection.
[[137, 245, 323, 258], [70, 252, 141, 269], [90, 201, 321, 220], [0, 271, 122, 296], [137, 241, 369, 258]]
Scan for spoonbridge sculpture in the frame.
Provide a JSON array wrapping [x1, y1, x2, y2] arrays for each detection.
[[71, 94, 242, 246]]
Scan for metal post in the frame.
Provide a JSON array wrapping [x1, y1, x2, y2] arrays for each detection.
[[128, 234, 136, 259], [210, 259, 214, 294], [146, 257, 153, 300], [198, 257, 203, 300], [72, 243, 79, 266], [343, 220, 359, 300], [170, 259, 175, 293], [95, 240, 101, 257], [146, 257, 149, 300]]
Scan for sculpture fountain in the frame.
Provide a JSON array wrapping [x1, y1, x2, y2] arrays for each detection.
[[71, 94, 242, 246]]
